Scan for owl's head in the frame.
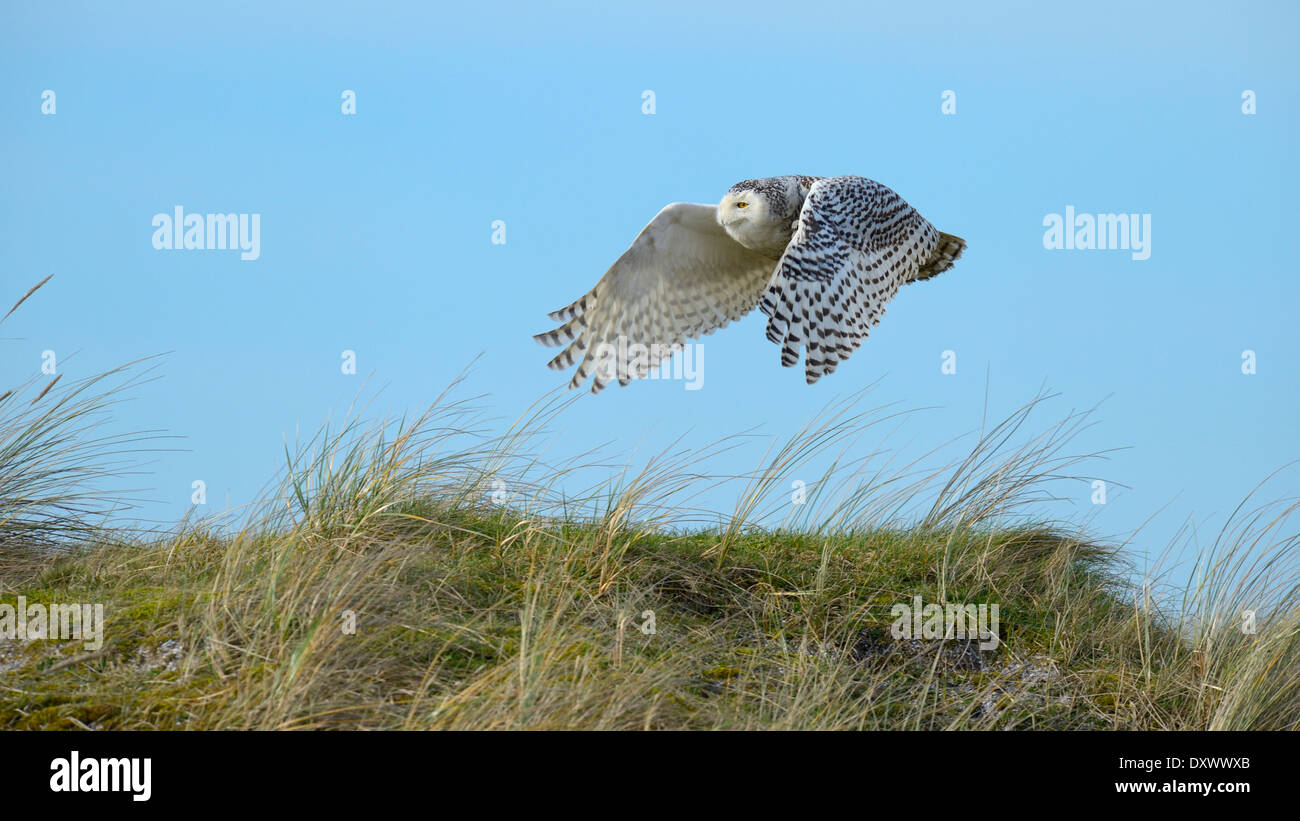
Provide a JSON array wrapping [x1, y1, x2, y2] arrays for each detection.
[[717, 177, 805, 255]]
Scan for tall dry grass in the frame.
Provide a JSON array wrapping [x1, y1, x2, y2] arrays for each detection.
[[0, 276, 168, 554], [1, 277, 1296, 730]]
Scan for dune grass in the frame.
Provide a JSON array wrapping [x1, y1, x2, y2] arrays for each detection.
[[1, 279, 1297, 730]]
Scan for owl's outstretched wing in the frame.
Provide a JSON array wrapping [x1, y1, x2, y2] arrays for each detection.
[[535, 202, 776, 393], [759, 176, 958, 384]]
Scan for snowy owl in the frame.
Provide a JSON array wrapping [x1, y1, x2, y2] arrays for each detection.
[[535, 175, 965, 393]]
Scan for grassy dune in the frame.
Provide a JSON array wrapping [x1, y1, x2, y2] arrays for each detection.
[[2, 279, 1297, 730]]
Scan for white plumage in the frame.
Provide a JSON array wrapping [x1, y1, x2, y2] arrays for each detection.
[[535, 175, 965, 393]]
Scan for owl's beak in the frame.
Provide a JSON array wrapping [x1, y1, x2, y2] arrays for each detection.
[[717, 203, 744, 228]]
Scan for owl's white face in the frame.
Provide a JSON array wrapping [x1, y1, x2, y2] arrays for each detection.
[[717, 189, 790, 257], [717, 190, 770, 230]]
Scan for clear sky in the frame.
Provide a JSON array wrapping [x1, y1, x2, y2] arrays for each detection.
[[2, 1, 1297, 587]]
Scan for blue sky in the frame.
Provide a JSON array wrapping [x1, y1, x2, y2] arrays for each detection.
[[2, 1, 1297, 586]]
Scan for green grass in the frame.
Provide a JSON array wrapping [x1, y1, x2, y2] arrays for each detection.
[[2, 277, 1297, 730], [1, 506, 1295, 730]]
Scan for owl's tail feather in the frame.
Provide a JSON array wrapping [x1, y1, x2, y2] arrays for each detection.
[[912, 232, 965, 282]]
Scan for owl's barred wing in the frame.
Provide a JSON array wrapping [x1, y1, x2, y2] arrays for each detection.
[[759, 176, 950, 384], [535, 202, 776, 393]]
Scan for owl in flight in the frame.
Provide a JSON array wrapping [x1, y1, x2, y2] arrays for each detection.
[[535, 175, 965, 393]]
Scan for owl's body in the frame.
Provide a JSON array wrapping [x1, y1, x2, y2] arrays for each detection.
[[535, 175, 965, 393]]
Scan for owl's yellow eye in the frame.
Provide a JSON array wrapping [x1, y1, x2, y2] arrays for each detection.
[[736, 202, 748, 209]]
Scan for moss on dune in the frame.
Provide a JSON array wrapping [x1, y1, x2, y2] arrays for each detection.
[[0, 512, 1223, 731]]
